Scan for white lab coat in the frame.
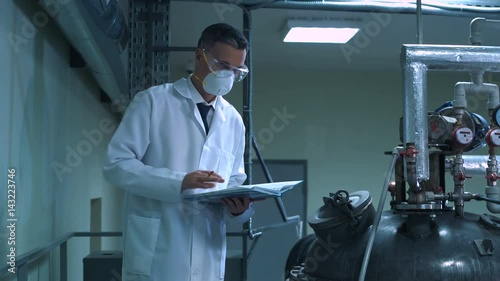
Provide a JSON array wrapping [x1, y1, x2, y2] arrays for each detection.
[[103, 77, 253, 281]]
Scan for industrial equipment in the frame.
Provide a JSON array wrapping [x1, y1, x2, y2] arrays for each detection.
[[285, 17, 500, 281]]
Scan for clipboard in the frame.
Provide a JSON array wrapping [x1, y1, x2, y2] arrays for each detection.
[[182, 180, 303, 203]]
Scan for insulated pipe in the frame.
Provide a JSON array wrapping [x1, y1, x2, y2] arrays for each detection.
[[444, 155, 500, 175], [401, 45, 500, 71], [245, 1, 500, 19], [401, 44, 500, 186], [403, 62, 428, 188]]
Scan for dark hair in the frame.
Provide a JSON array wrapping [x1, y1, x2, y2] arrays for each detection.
[[197, 23, 249, 52]]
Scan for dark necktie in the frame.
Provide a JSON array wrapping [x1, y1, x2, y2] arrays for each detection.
[[197, 103, 211, 134]]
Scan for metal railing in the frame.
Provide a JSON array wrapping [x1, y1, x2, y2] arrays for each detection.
[[0, 232, 122, 281]]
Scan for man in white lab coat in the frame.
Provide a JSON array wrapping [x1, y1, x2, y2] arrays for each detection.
[[103, 23, 254, 281]]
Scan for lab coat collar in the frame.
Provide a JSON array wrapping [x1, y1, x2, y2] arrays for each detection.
[[173, 77, 231, 109], [173, 77, 229, 137]]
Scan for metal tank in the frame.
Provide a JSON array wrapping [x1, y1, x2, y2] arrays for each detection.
[[286, 191, 500, 281]]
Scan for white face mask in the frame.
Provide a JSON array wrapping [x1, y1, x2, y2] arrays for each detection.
[[202, 70, 235, 96]]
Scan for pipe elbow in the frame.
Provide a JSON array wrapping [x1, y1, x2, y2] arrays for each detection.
[[486, 186, 500, 213], [484, 83, 500, 109], [407, 170, 423, 193], [470, 17, 486, 45]]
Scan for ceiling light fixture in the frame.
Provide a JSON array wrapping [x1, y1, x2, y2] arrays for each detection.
[[283, 18, 361, 44]]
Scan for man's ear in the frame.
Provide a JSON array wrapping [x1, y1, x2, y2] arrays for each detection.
[[195, 48, 203, 63]]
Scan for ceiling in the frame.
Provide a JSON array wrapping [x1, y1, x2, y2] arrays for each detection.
[[168, 1, 500, 71]]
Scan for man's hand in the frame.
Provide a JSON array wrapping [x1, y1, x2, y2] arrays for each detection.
[[222, 197, 251, 216], [181, 170, 224, 191]]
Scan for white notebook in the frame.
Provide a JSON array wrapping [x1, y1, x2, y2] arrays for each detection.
[[182, 180, 303, 203]]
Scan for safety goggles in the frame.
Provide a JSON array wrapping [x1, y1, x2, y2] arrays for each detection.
[[203, 49, 249, 82]]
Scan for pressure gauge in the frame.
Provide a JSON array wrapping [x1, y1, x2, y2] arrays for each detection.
[[493, 105, 500, 127], [487, 129, 500, 147], [453, 127, 474, 146], [429, 115, 447, 141]]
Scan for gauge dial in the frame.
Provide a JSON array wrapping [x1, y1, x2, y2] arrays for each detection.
[[487, 129, 500, 147], [429, 117, 447, 140], [453, 127, 474, 146]]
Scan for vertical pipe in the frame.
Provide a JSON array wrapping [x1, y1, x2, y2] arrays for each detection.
[[403, 63, 429, 185], [453, 154, 465, 217], [358, 149, 400, 281], [241, 7, 252, 281], [252, 136, 272, 183], [252, 136, 291, 221], [242, 9, 253, 186], [60, 241, 67, 281], [416, 0, 423, 44], [17, 264, 28, 281]]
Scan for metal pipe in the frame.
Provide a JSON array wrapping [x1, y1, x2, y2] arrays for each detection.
[[252, 136, 273, 183], [244, 1, 500, 18], [401, 44, 500, 191], [242, 8, 253, 186], [445, 155, 500, 175], [486, 148, 498, 183], [358, 147, 401, 281], [485, 186, 500, 213], [455, 60, 500, 214], [17, 264, 28, 281], [0, 232, 122, 279], [401, 44, 500, 71], [470, 18, 500, 45], [453, 82, 500, 111], [416, 0, 423, 44], [471, 71, 484, 85], [252, 136, 295, 223], [38, 0, 129, 105], [403, 62, 429, 186], [241, 8, 252, 281], [453, 154, 465, 217], [60, 241, 68, 281], [470, 18, 487, 45], [472, 193, 500, 204]]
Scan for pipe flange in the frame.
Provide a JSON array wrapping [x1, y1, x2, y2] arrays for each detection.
[[394, 202, 443, 211], [479, 213, 500, 230]]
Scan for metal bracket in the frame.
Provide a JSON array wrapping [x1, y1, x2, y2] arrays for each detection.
[[129, 0, 170, 98], [473, 239, 495, 256]]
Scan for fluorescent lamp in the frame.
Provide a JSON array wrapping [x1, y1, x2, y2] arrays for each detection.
[[284, 27, 360, 43], [283, 19, 361, 44]]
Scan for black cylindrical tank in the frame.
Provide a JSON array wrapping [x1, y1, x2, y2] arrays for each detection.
[[287, 192, 500, 281]]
